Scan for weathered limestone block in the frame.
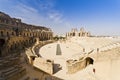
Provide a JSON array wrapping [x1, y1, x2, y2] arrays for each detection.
[[33, 58, 53, 75], [66, 58, 86, 74]]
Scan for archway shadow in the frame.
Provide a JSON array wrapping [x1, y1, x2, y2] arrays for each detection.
[[0, 39, 5, 57], [85, 57, 94, 66], [53, 63, 62, 74], [0, 39, 5, 47]]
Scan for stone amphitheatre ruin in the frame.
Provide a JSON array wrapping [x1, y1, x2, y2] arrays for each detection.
[[0, 12, 120, 80]]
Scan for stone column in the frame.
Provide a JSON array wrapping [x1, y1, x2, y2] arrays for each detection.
[[83, 48, 85, 52]]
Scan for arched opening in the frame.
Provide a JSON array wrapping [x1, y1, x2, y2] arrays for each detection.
[[79, 33, 80, 36], [30, 56, 36, 65], [24, 33, 25, 36], [85, 57, 94, 66], [0, 39, 5, 57], [0, 39, 5, 46], [6, 32, 9, 36], [30, 33, 31, 37], [73, 33, 75, 36], [1, 31, 3, 36]]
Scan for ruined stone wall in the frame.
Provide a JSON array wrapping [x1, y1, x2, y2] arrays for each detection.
[[66, 27, 91, 38], [0, 27, 52, 57], [0, 11, 53, 57], [66, 58, 86, 74], [33, 58, 53, 75], [0, 11, 53, 41], [66, 57, 94, 74], [25, 40, 54, 74], [1, 36, 36, 57], [0, 28, 16, 37]]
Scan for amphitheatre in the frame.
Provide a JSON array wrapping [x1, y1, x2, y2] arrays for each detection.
[[0, 11, 120, 80]]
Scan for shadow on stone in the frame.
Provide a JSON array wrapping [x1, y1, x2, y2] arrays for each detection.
[[53, 63, 62, 74]]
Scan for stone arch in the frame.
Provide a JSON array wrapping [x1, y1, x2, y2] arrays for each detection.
[[46, 33, 48, 40], [6, 31, 9, 36], [26, 33, 28, 36], [85, 57, 94, 66], [23, 33, 25, 36], [0, 39, 5, 47], [79, 33, 80, 36], [0, 31, 4, 36], [73, 32, 75, 36], [0, 39, 5, 57], [70, 33, 72, 36], [30, 33, 32, 37]]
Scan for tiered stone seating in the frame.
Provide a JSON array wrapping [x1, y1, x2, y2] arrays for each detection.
[[0, 54, 26, 80], [0, 56, 20, 70], [0, 65, 26, 80], [99, 41, 120, 52]]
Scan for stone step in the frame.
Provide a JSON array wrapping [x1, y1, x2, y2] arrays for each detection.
[[1, 67, 26, 80]]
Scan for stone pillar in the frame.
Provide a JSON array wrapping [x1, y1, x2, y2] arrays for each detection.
[[97, 48, 99, 53], [83, 48, 85, 52]]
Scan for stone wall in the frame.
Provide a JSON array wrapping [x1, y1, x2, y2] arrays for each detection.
[[33, 58, 53, 75], [66, 58, 86, 74], [66, 27, 91, 38], [25, 40, 54, 75], [66, 57, 94, 74], [0, 11, 53, 42], [0, 11, 53, 57], [0, 36, 36, 57]]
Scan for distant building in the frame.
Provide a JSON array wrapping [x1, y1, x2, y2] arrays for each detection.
[[66, 27, 91, 38]]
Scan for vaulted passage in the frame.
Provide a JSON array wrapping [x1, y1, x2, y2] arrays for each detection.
[[85, 57, 94, 66]]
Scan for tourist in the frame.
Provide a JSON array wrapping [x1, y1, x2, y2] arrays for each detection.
[[93, 68, 95, 74]]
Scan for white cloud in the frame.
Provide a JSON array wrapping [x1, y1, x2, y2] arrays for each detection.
[[0, 0, 70, 35], [48, 11, 63, 23], [36, 0, 55, 10]]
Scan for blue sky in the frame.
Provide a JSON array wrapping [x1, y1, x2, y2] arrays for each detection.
[[0, 0, 120, 36]]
